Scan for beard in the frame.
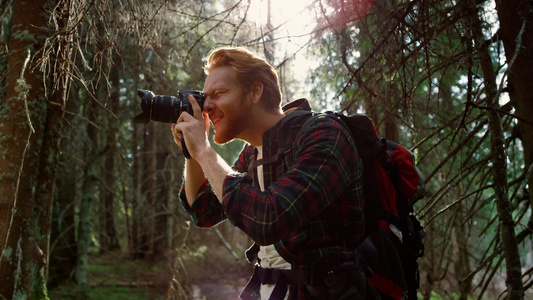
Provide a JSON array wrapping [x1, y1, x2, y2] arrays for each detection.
[[212, 100, 253, 145], [213, 119, 243, 145]]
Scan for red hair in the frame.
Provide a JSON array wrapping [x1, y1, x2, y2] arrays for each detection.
[[205, 47, 282, 112]]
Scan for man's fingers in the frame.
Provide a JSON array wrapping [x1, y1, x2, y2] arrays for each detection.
[[171, 123, 182, 146], [189, 95, 203, 120], [189, 95, 210, 132], [171, 96, 210, 157]]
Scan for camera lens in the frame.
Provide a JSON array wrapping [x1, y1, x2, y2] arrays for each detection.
[[150, 95, 181, 123], [133, 89, 205, 124]]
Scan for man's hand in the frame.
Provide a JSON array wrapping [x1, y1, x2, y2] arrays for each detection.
[[171, 95, 234, 203], [171, 95, 211, 160]]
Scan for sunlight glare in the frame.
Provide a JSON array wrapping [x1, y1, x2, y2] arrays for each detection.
[[245, 0, 320, 98], [247, 0, 317, 54]]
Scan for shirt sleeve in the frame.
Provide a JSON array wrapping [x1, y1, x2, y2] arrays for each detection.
[[221, 116, 362, 245], [178, 144, 255, 227]]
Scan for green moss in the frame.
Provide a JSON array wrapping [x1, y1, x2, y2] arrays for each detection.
[[87, 264, 113, 273], [2, 246, 13, 261], [12, 29, 37, 44], [31, 265, 50, 300], [12, 290, 28, 300]]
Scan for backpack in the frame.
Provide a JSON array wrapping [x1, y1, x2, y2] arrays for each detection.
[[275, 109, 427, 300]]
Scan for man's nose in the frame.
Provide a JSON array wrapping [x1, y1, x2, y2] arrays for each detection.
[[203, 98, 215, 114]]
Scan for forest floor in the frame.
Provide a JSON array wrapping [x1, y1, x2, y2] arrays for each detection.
[[48, 249, 254, 300]]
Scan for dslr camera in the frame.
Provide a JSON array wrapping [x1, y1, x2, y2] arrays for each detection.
[[133, 89, 206, 158], [133, 89, 205, 123]]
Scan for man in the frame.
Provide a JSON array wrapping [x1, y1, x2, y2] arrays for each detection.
[[172, 47, 370, 299]]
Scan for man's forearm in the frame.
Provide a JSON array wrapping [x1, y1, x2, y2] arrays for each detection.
[[184, 158, 207, 206], [185, 146, 234, 205], [195, 147, 234, 202]]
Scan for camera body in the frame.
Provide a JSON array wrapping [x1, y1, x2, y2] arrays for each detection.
[[133, 89, 205, 159], [133, 89, 205, 124]]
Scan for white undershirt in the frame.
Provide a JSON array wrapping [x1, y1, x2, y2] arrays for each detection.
[[256, 146, 291, 300], [256, 146, 265, 192]]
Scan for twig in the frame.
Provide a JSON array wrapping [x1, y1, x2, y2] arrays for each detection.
[[0, 48, 35, 260], [17, 48, 35, 133], [214, 228, 239, 260]]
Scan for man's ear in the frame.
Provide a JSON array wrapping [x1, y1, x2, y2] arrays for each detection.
[[250, 81, 264, 103]]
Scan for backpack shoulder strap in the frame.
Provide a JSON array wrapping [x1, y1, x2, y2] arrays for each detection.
[[277, 110, 315, 158], [327, 113, 388, 232], [247, 110, 314, 187]]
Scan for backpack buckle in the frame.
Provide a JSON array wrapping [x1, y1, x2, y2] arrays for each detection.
[[325, 270, 336, 286]]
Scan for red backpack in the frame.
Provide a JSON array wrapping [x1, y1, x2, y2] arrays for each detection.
[[277, 110, 427, 300]]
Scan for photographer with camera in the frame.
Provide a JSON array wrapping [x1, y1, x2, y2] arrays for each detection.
[[171, 47, 373, 300]]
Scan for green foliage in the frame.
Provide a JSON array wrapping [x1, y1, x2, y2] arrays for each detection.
[[49, 283, 159, 300], [423, 290, 471, 300], [49, 255, 168, 300], [182, 244, 208, 261]]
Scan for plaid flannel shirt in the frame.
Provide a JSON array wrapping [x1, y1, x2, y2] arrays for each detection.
[[180, 99, 365, 299]]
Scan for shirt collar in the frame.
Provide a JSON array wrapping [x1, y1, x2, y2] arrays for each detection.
[[262, 98, 312, 141], [282, 98, 312, 112]]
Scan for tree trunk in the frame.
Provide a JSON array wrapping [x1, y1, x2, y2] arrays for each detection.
[[99, 54, 121, 253], [143, 123, 156, 257], [153, 150, 169, 261], [48, 83, 81, 288], [131, 54, 142, 259], [75, 98, 99, 286], [48, 171, 78, 288], [466, 1, 524, 298], [131, 121, 141, 258], [264, 0, 276, 64], [0, 0, 60, 298], [452, 204, 472, 299], [132, 121, 156, 259], [495, 0, 533, 229], [35, 0, 75, 283]]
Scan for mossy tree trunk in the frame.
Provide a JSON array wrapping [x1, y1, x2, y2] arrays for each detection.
[[464, 0, 524, 298], [0, 0, 72, 298], [99, 54, 121, 253], [75, 97, 99, 286]]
